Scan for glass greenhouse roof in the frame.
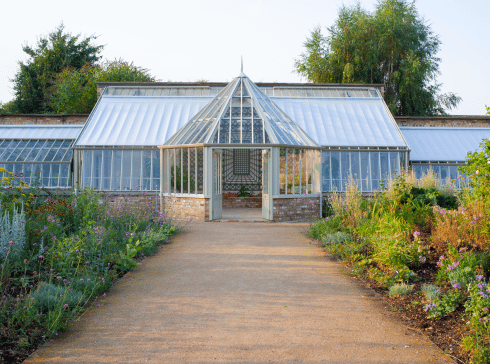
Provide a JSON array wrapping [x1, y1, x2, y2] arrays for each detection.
[[400, 127, 490, 162], [164, 73, 319, 147], [0, 139, 74, 163]]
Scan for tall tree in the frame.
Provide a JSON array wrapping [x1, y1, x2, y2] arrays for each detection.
[[294, 0, 461, 116], [10, 24, 103, 114], [48, 59, 157, 114]]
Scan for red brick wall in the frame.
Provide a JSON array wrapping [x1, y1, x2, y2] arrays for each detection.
[[395, 116, 490, 128], [222, 196, 262, 208], [272, 197, 321, 222], [0, 114, 88, 125], [163, 196, 210, 222]]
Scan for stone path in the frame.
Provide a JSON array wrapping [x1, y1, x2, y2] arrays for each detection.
[[26, 222, 454, 363]]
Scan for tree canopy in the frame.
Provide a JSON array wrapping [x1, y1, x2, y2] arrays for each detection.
[[10, 24, 103, 114], [48, 59, 157, 114], [294, 0, 461, 116]]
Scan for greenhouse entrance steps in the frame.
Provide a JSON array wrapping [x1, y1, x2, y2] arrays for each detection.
[[219, 207, 265, 222], [26, 222, 454, 364]]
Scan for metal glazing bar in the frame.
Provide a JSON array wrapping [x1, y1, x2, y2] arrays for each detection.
[[187, 148, 190, 193], [173, 149, 176, 192], [195, 148, 197, 194], [240, 79, 243, 143], [251, 95, 254, 143], [305, 150, 309, 194], [285, 148, 288, 195], [180, 149, 183, 193]]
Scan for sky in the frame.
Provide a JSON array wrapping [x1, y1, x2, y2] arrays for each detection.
[[1, 0, 489, 115]]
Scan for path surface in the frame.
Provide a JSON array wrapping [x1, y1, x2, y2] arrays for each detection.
[[26, 222, 454, 364]]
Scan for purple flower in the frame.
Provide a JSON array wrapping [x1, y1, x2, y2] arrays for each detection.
[[419, 256, 426, 263], [479, 291, 489, 299], [483, 307, 489, 312], [64, 304, 69, 308], [452, 282, 461, 289], [8, 241, 14, 246], [476, 275, 484, 281], [424, 303, 437, 312], [413, 231, 421, 238]]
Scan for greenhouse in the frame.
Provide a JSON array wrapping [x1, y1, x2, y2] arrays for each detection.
[[3, 70, 490, 221], [0, 125, 82, 188], [160, 71, 321, 221], [401, 127, 490, 188]]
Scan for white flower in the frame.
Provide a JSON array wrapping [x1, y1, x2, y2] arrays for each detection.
[[476, 170, 479, 175], [487, 159, 490, 165]]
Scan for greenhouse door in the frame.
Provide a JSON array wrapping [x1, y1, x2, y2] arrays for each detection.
[[212, 150, 222, 220], [262, 149, 272, 220]]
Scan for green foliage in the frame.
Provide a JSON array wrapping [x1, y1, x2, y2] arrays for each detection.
[[48, 59, 156, 113], [421, 284, 441, 302], [388, 283, 414, 297], [32, 283, 86, 311], [426, 289, 464, 319], [309, 215, 342, 240], [294, 0, 461, 116], [237, 185, 249, 197], [10, 24, 103, 114], [458, 138, 490, 203]]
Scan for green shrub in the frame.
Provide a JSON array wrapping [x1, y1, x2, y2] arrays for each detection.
[[388, 283, 414, 297], [421, 284, 441, 302], [32, 283, 86, 311]]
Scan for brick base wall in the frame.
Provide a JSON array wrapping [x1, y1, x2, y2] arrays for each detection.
[[0, 114, 88, 125], [222, 196, 262, 208], [272, 197, 321, 222], [163, 196, 210, 222], [395, 116, 490, 128]]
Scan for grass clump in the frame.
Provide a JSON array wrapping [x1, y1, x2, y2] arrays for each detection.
[[388, 283, 414, 297], [420, 284, 441, 302]]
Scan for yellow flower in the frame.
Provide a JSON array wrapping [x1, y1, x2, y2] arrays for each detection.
[[2, 177, 9, 182], [25, 203, 29, 207], [29, 193, 33, 197], [8, 172, 13, 175], [12, 197, 18, 203], [21, 194, 26, 197], [16, 186, 21, 190], [0, 167, 6, 173]]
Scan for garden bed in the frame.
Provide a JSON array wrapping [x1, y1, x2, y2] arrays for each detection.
[[0, 172, 178, 363]]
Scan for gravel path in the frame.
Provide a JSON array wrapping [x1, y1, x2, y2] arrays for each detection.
[[26, 222, 454, 363]]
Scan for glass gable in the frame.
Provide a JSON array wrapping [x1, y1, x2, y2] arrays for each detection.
[[165, 73, 318, 147]]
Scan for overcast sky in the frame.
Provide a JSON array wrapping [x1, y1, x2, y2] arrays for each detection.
[[1, 0, 488, 115]]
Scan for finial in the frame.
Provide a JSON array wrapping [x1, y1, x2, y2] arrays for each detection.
[[241, 56, 243, 73]]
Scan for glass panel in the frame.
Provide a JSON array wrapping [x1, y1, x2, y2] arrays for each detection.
[[82, 150, 92, 188], [189, 148, 196, 194], [380, 152, 389, 185], [253, 118, 263, 144], [142, 150, 152, 191], [286, 148, 294, 194], [279, 148, 286, 194], [131, 150, 142, 191], [60, 164, 70, 187], [43, 141, 63, 162], [35, 141, 55, 161], [16, 141, 37, 161], [53, 140, 72, 162], [181, 148, 188, 193], [111, 150, 122, 191], [23, 164, 33, 185], [196, 148, 203, 194], [152, 150, 160, 191], [390, 152, 400, 178], [102, 151, 112, 190], [42, 164, 51, 187], [350, 152, 360, 190], [7, 141, 28, 161], [321, 151, 331, 192], [371, 152, 380, 190], [360, 152, 370, 192], [121, 150, 132, 191], [50, 164, 60, 187], [30, 164, 40, 186], [331, 152, 341, 192], [25, 140, 45, 161], [92, 150, 103, 190], [341, 152, 350, 192]]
